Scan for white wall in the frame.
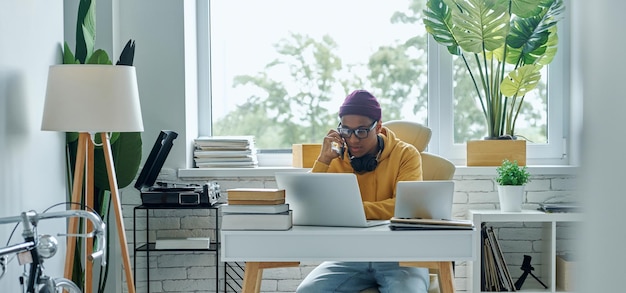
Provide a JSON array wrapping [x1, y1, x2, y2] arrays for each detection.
[[117, 0, 199, 170], [0, 0, 67, 291], [576, 1, 626, 292]]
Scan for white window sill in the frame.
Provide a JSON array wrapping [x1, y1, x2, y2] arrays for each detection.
[[178, 165, 578, 178], [179, 152, 577, 178]]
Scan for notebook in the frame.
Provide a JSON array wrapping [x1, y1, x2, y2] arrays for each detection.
[[274, 172, 388, 227], [394, 181, 455, 220]]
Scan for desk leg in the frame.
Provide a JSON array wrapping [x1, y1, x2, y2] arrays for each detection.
[[242, 262, 263, 293], [438, 262, 455, 293]]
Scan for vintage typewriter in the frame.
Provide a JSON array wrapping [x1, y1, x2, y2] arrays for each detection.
[[134, 130, 220, 207]]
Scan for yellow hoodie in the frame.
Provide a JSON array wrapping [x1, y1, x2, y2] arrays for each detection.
[[311, 126, 422, 220]]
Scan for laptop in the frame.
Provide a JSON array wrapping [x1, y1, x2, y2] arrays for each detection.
[[394, 181, 455, 220], [274, 172, 388, 227]]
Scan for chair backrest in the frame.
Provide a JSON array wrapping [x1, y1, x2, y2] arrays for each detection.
[[421, 152, 456, 181], [383, 120, 431, 152], [383, 120, 455, 180]]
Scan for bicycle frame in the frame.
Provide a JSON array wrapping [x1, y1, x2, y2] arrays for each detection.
[[0, 209, 106, 293]]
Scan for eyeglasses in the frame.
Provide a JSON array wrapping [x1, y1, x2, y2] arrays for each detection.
[[337, 121, 377, 139]]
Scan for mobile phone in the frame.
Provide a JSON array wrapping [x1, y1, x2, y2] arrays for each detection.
[[331, 141, 345, 156]]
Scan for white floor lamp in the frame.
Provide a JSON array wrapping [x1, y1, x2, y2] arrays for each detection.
[[41, 64, 143, 293]]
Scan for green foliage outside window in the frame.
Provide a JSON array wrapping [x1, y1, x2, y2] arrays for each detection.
[[211, 0, 550, 149]]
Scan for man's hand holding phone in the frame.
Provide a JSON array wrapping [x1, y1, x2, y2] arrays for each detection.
[[317, 130, 345, 165]]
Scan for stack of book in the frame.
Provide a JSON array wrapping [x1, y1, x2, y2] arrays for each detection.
[[193, 136, 258, 168], [221, 188, 292, 230], [481, 224, 516, 291]]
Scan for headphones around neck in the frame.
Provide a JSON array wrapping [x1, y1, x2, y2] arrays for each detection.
[[350, 135, 384, 173]]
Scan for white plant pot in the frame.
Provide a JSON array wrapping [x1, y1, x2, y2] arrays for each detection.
[[497, 185, 525, 212]]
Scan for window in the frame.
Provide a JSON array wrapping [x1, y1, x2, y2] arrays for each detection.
[[203, 0, 571, 165]]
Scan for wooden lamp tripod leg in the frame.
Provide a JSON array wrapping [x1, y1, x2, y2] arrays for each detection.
[[64, 133, 87, 282], [100, 132, 136, 293], [85, 135, 95, 291], [63, 132, 96, 291]]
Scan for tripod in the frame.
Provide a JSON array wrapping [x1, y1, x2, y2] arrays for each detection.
[[514, 255, 548, 290]]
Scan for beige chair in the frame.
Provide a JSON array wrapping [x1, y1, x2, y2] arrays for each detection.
[[383, 120, 431, 152], [383, 120, 455, 180], [244, 121, 456, 293]]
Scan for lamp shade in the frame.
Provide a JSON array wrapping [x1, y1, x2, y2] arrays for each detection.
[[41, 64, 144, 132]]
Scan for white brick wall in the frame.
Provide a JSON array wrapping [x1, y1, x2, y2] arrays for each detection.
[[123, 172, 578, 293]]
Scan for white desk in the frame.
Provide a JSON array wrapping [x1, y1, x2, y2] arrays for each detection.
[[221, 225, 476, 293]]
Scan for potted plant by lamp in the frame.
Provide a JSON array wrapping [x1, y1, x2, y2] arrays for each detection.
[[423, 0, 565, 165], [495, 159, 530, 212]]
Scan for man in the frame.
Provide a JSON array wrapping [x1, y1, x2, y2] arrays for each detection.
[[296, 90, 429, 293]]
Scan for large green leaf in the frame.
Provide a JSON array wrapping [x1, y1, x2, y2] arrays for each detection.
[[538, 0, 565, 29], [86, 49, 112, 64], [82, 23, 96, 62], [116, 39, 136, 66], [93, 132, 143, 191], [507, 0, 563, 53], [452, 0, 510, 53], [509, 0, 544, 18], [63, 42, 80, 64], [75, 0, 95, 63], [534, 27, 558, 65], [508, 16, 547, 54], [423, 0, 460, 55], [500, 64, 541, 97]]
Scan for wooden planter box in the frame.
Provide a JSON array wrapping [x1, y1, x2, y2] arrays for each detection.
[[466, 140, 526, 166], [292, 144, 321, 168]]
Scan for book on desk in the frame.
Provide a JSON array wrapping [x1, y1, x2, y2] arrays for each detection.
[[221, 203, 289, 214], [221, 210, 293, 230], [226, 188, 286, 205], [222, 188, 292, 230], [389, 217, 474, 230]]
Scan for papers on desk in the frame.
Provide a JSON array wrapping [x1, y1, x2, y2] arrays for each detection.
[[389, 217, 474, 230]]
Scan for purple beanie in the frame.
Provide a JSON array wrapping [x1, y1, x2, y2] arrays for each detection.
[[338, 90, 382, 121]]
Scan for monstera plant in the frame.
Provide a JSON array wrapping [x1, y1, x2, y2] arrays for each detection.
[[63, 0, 141, 292], [423, 0, 564, 139]]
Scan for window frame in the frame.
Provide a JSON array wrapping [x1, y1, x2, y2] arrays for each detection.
[[198, 0, 572, 166]]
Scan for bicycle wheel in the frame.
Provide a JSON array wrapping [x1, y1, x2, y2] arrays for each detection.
[[52, 277, 81, 293]]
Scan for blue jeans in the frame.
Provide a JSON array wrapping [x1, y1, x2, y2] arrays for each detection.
[[296, 261, 430, 293]]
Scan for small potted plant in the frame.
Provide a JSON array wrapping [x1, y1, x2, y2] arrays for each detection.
[[495, 159, 530, 212]]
